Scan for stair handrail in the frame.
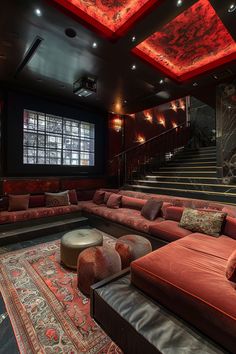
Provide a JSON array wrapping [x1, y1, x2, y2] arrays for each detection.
[[109, 121, 190, 187], [110, 122, 187, 161]]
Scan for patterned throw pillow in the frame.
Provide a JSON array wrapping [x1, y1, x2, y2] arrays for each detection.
[[45, 191, 70, 207], [179, 208, 227, 237]]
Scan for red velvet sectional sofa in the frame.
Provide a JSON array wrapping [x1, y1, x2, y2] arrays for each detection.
[[78, 189, 236, 353]]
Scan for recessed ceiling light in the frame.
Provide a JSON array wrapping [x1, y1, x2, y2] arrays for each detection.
[[35, 8, 42, 16], [131, 36, 136, 42], [177, 0, 183, 7], [228, 105, 232, 109], [228, 3, 236, 12], [159, 79, 164, 84], [92, 42, 97, 48], [124, 100, 127, 103], [131, 64, 136, 70], [193, 82, 198, 87]]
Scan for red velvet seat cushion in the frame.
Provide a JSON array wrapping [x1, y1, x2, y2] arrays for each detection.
[[149, 220, 192, 242], [83, 205, 164, 233], [0, 205, 81, 225], [29, 195, 46, 208], [131, 234, 236, 353], [226, 249, 236, 282]]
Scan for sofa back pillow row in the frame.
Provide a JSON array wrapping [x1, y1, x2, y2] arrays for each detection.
[[7, 190, 79, 211]]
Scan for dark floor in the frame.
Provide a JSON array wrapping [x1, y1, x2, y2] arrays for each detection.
[[0, 230, 86, 354]]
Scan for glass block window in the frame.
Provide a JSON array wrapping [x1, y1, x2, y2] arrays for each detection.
[[23, 110, 95, 166]]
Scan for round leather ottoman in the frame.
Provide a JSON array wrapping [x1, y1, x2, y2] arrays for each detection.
[[115, 235, 152, 269], [60, 229, 103, 269], [77, 246, 121, 296]]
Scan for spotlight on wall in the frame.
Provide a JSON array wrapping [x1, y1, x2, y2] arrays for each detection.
[[172, 121, 178, 129], [228, 3, 236, 12], [131, 64, 136, 70], [177, 0, 183, 7], [92, 42, 97, 48], [144, 110, 153, 123], [179, 99, 185, 111], [113, 116, 123, 132], [170, 101, 178, 112], [131, 36, 136, 42], [136, 135, 146, 143]]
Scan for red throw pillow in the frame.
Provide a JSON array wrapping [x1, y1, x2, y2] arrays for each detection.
[[165, 206, 184, 221], [8, 194, 30, 211], [223, 217, 236, 240], [68, 189, 78, 205], [93, 190, 105, 205], [104, 191, 113, 204], [141, 199, 163, 221], [121, 196, 146, 210], [29, 194, 46, 208], [107, 194, 122, 209], [226, 249, 236, 282]]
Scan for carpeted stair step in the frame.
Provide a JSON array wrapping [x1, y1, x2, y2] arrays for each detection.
[[144, 175, 223, 184], [126, 184, 236, 204], [159, 166, 216, 172], [133, 179, 236, 193], [166, 161, 216, 167], [152, 170, 217, 177], [0, 216, 88, 245]]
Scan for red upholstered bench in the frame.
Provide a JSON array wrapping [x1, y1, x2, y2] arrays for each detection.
[[131, 233, 236, 353]]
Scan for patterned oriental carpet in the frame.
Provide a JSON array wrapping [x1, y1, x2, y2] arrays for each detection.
[[0, 232, 122, 354]]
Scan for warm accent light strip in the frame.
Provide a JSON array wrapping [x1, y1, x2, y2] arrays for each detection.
[[51, 0, 162, 39], [132, 0, 236, 81]]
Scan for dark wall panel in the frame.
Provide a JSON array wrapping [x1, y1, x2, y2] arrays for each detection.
[[5, 91, 107, 177]]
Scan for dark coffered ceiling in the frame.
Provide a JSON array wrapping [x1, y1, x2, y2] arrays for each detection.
[[0, 0, 236, 114]]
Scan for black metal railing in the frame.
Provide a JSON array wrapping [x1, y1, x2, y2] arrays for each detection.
[[109, 122, 190, 187]]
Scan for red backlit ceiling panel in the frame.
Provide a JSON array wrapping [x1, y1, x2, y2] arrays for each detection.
[[52, 0, 159, 39], [132, 0, 236, 82]]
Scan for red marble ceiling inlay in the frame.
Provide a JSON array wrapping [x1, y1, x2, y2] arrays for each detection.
[[51, 0, 160, 39], [132, 0, 236, 82]]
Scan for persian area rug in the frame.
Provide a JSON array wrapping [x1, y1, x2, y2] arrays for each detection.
[[0, 232, 122, 354]]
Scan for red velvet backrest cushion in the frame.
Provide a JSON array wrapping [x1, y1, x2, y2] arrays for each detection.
[[226, 249, 236, 282], [223, 217, 236, 240], [29, 195, 46, 208], [107, 194, 122, 209], [165, 206, 184, 221], [8, 194, 30, 211], [68, 189, 78, 205], [93, 190, 105, 205], [121, 196, 146, 210], [77, 189, 96, 201], [141, 199, 163, 221]]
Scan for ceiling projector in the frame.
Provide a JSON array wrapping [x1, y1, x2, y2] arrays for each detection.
[[73, 76, 97, 97]]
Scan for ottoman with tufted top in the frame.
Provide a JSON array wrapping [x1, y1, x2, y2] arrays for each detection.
[[115, 234, 152, 269], [60, 228, 103, 269], [77, 246, 121, 296]]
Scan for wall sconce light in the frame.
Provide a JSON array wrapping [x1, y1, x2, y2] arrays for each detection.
[[136, 134, 146, 143], [170, 101, 178, 112], [113, 116, 122, 132], [129, 113, 135, 119], [179, 99, 185, 111], [172, 121, 178, 129], [157, 112, 166, 127], [144, 110, 153, 123]]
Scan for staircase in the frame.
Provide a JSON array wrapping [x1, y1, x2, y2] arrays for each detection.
[[125, 146, 236, 204]]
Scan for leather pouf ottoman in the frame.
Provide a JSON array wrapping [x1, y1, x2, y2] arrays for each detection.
[[77, 246, 121, 296], [115, 235, 152, 269], [60, 228, 103, 269]]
